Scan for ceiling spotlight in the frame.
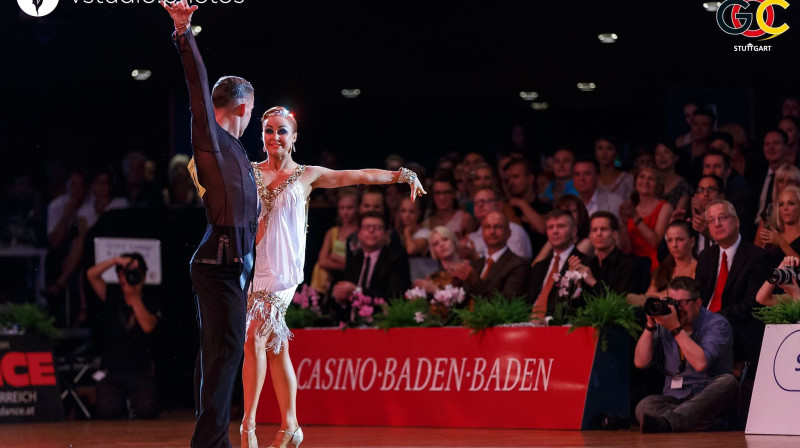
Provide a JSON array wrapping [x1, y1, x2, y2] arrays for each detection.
[[191, 25, 202, 36], [131, 69, 152, 81], [577, 82, 596, 92], [531, 102, 549, 111], [703, 2, 721, 12], [341, 88, 361, 98], [519, 91, 539, 101], [597, 33, 618, 43]]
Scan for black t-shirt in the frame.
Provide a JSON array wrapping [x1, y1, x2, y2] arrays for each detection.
[[100, 285, 159, 372], [513, 199, 552, 256]]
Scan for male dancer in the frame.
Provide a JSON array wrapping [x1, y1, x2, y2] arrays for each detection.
[[162, 2, 259, 447]]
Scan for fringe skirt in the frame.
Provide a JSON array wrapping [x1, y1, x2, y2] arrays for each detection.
[[246, 286, 296, 354]]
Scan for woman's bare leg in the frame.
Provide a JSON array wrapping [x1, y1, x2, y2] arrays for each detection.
[[241, 320, 267, 448], [268, 339, 300, 445]]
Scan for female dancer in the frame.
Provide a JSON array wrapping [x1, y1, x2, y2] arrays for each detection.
[[242, 106, 425, 448]]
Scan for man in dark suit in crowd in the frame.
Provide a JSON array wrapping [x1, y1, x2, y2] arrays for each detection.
[[451, 211, 529, 299], [332, 211, 410, 321], [701, 149, 755, 239], [569, 211, 644, 295], [528, 209, 590, 317], [751, 129, 791, 225], [695, 199, 770, 422]]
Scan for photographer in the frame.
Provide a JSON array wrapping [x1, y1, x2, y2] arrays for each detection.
[[633, 276, 738, 433], [86, 253, 159, 419], [756, 256, 800, 306]]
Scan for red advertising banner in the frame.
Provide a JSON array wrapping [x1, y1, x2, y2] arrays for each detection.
[[256, 326, 601, 429]]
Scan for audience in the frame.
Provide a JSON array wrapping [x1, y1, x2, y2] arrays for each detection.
[[647, 220, 697, 296], [619, 167, 673, 272], [654, 142, 692, 215], [757, 185, 800, 261], [754, 163, 800, 247], [534, 194, 592, 264], [596, 136, 634, 200], [504, 158, 551, 254], [756, 256, 800, 306], [541, 148, 578, 203], [467, 188, 532, 260], [572, 157, 624, 222], [413, 226, 468, 294], [311, 188, 359, 295], [702, 149, 756, 239], [754, 130, 791, 227], [423, 172, 476, 239]]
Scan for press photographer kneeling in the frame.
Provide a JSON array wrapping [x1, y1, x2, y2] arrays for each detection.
[[86, 253, 160, 419], [634, 276, 738, 433], [756, 256, 800, 306]]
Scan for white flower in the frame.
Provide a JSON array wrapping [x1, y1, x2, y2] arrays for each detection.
[[433, 285, 466, 307], [414, 311, 426, 323], [404, 286, 428, 300]]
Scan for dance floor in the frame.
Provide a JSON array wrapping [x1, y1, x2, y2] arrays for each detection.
[[6, 409, 796, 447]]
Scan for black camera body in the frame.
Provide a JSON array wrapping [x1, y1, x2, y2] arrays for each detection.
[[123, 263, 144, 286], [117, 253, 147, 286], [768, 266, 800, 285], [644, 297, 677, 316]]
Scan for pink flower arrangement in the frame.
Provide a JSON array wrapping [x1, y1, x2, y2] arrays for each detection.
[[432, 285, 466, 307], [553, 270, 586, 301], [348, 289, 386, 325], [293, 284, 322, 315]]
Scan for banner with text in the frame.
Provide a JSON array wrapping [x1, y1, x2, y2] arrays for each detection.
[[256, 326, 599, 429], [0, 335, 63, 423]]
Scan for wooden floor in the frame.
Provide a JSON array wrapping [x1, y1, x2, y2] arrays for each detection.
[[4, 409, 796, 448]]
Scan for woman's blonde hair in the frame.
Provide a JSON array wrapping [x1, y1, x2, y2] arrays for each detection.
[[775, 185, 800, 233], [428, 226, 460, 262]]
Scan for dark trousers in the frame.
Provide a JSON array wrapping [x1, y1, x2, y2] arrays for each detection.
[[96, 370, 159, 419], [190, 263, 246, 448]]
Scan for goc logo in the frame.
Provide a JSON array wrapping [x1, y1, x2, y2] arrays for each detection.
[[716, 0, 790, 40], [17, 0, 58, 17]]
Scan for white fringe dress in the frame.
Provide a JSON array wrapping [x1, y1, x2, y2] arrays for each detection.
[[248, 164, 307, 354]]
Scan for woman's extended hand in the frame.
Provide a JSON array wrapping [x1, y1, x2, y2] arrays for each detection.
[[161, 0, 198, 30]]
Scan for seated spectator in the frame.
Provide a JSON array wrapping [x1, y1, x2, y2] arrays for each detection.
[[572, 156, 624, 222], [595, 136, 634, 200], [634, 277, 738, 433], [755, 163, 800, 248], [422, 172, 476, 239], [680, 174, 725, 253], [413, 226, 467, 294], [449, 211, 529, 299], [568, 211, 642, 295], [163, 154, 201, 208], [679, 107, 715, 185], [383, 183, 405, 227], [528, 210, 590, 317], [757, 255, 800, 306], [504, 158, 551, 254], [541, 148, 578, 203], [696, 199, 770, 420], [396, 196, 429, 256], [717, 123, 750, 177], [647, 220, 697, 296], [86, 253, 160, 419], [467, 188, 532, 260], [345, 188, 403, 260], [619, 167, 673, 272], [754, 130, 792, 229], [533, 194, 592, 264], [702, 149, 756, 239], [757, 185, 800, 261], [332, 211, 410, 321], [453, 163, 472, 210], [654, 141, 692, 215], [311, 188, 359, 295], [79, 168, 130, 229]]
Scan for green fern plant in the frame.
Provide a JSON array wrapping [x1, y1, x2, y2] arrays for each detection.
[[374, 298, 430, 329], [0, 303, 60, 339], [567, 285, 641, 351], [453, 292, 530, 334], [285, 306, 322, 329], [753, 296, 800, 324]]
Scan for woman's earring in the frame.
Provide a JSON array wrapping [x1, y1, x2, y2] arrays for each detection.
[[292, 143, 297, 153]]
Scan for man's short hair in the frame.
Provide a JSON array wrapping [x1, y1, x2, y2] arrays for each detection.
[[703, 148, 732, 170], [573, 156, 599, 174], [698, 174, 725, 193], [667, 276, 701, 300], [709, 131, 735, 149], [766, 129, 790, 145], [705, 199, 738, 220], [590, 210, 619, 231], [359, 210, 386, 228], [505, 157, 534, 176], [781, 115, 800, 130], [473, 187, 500, 201], [211, 76, 254, 108], [544, 208, 575, 226], [693, 107, 716, 122]]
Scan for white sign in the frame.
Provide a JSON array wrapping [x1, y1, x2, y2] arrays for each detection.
[[93, 237, 162, 285], [746, 324, 800, 435]]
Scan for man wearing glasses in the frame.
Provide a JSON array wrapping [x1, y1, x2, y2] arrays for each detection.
[[634, 276, 738, 433], [695, 199, 770, 424]]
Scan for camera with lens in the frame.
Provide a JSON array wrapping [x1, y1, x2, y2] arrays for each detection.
[[768, 266, 800, 285], [644, 297, 677, 316], [117, 252, 147, 286]]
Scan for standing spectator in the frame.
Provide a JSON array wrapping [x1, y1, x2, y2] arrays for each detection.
[[595, 136, 634, 200], [654, 142, 692, 215], [79, 168, 130, 229], [634, 277, 737, 433], [619, 167, 673, 272], [674, 100, 700, 148]]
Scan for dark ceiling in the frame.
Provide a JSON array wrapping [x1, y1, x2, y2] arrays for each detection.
[[2, 1, 799, 178]]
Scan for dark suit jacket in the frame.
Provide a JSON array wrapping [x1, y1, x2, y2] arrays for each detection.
[[695, 239, 770, 364], [344, 246, 410, 300], [527, 247, 591, 314], [466, 248, 529, 299], [587, 248, 646, 295], [724, 171, 756, 240]]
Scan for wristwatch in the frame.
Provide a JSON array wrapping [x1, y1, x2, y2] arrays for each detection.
[[670, 326, 683, 337], [644, 325, 657, 332]]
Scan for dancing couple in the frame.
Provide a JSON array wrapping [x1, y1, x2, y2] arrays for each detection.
[[162, 2, 426, 447]]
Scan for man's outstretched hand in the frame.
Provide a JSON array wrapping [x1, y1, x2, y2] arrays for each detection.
[[161, 0, 198, 33]]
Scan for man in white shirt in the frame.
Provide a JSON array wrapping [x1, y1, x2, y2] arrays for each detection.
[[467, 188, 532, 260], [572, 157, 624, 219]]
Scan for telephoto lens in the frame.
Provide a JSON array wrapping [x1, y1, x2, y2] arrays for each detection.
[[767, 267, 799, 285], [643, 297, 676, 316]]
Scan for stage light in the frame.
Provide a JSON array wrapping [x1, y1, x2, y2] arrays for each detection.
[[191, 25, 202, 36], [341, 89, 361, 98], [703, 2, 721, 12], [597, 33, 618, 43], [577, 82, 596, 92], [519, 91, 539, 101], [531, 102, 549, 111], [131, 69, 152, 81]]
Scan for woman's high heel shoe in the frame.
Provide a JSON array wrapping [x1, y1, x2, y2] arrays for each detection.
[[269, 427, 303, 448], [240, 424, 257, 448]]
